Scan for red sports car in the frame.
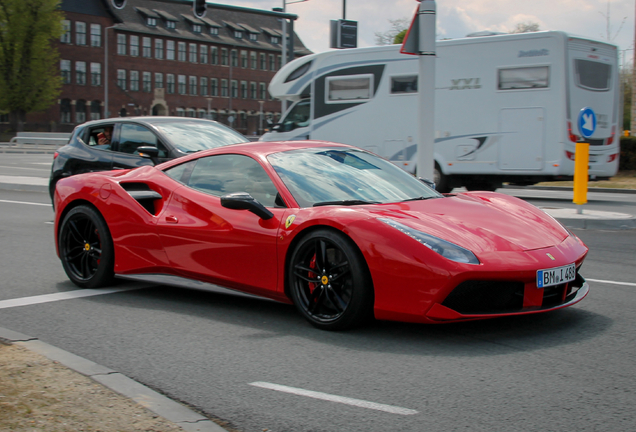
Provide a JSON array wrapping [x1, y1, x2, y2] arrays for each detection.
[[54, 141, 589, 330]]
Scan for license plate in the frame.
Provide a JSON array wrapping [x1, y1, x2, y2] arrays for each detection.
[[537, 264, 576, 288]]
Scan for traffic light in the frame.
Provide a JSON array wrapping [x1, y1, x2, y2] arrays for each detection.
[[111, 0, 126, 9], [193, 0, 207, 18]]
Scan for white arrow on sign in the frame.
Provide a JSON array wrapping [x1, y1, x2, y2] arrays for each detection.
[[582, 113, 594, 131]]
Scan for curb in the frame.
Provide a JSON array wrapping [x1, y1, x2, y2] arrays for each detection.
[[540, 207, 636, 230], [0, 327, 226, 432]]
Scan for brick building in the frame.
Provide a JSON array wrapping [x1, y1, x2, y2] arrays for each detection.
[[22, 0, 311, 136]]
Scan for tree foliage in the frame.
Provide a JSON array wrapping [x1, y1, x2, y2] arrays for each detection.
[[510, 22, 540, 34], [375, 18, 410, 45], [0, 0, 63, 130]]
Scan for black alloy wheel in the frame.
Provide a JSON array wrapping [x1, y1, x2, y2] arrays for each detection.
[[288, 229, 373, 330], [59, 205, 114, 288]]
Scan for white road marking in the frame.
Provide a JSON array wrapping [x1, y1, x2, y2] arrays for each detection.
[[249, 382, 418, 415], [0, 199, 50, 206], [0, 288, 141, 310], [587, 278, 636, 287], [0, 165, 50, 171]]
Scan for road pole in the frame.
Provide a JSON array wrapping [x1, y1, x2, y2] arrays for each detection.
[[416, 0, 436, 181]]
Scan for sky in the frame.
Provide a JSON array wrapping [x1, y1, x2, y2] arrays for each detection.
[[228, 0, 636, 67]]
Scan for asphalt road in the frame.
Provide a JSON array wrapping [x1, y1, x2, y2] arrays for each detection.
[[1, 162, 636, 431]]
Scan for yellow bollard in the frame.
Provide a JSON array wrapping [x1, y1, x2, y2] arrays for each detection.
[[573, 142, 589, 213]]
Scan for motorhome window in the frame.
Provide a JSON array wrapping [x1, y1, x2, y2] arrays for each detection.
[[326, 75, 373, 102], [281, 100, 311, 132], [285, 61, 313, 83], [575, 59, 611, 91], [391, 75, 418, 94], [498, 66, 549, 90]]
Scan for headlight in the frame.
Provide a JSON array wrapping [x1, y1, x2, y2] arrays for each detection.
[[379, 218, 480, 265]]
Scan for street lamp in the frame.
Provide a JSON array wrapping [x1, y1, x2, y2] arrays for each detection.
[[258, 100, 264, 135], [277, 0, 308, 113]]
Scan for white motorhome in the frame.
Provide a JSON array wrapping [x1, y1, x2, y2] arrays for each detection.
[[260, 31, 620, 192]]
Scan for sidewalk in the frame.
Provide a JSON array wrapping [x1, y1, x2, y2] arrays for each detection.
[[0, 327, 229, 432]]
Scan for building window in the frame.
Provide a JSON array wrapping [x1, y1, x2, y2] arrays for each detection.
[[200, 45, 208, 63], [249, 33, 258, 41], [271, 36, 279, 44], [210, 47, 218, 65], [147, 17, 157, 27], [75, 61, 86, 85], [90, 24, 101, 47], [240, 81, 247, 99], [231, 80, 238, 98], [209, 26, 219, 35], [259, 83, 266, 100], [178, 75, 186, 94], [167, 74, 175, 94], [269, 54, 275, 71], [143, 72, 151, 92], [186, 108, 196, 118], [200, 77, 208, 96], [197, 109, 206, 118], [189, 43, 197, 63], [60, 60, 71, 84], [231, 49, 238, 67], [76, 22, 86, 45], [176, 107, 185, 117], [130, 70, 139, 91], [250, 52, 257, 69], [189, 76, 197, 95], [90, 100, 101, 120], [277, 55, 282, 70], [240, 50, 248, 68], [155, 39, 164, 59], [260, 53, 266, 70], [250, 82, 256, 99], [211, 78, 218, 96], [178, 42, 186, 61], [76, 100, 86, 123], [61, 20, 71, 43], [90, 62, 101, 86], [60, 99, 71, 123], [166, 20, 176, 29], [155, 73, 163, 89], [221, 79, 228, 97], [166, 40, 175, 60], [130, 35, 139, 57], [142, 37, 151, 57], [234, 30, 243, 39], [117, 34, 126, 55], [192, 24, 202, 33], [221, 48, 228, 66], [117, 69, 126, 90]]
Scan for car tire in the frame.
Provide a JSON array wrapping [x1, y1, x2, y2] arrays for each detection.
[[288, 229, 374, 330], [434, 163, 453, 193], [59, 205, 115, 289]]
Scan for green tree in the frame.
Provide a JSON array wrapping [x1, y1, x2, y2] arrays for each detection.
[[394, 29, 407, 45], [375, 18, 410, 45], [510, 22, 541, 33], [0, 0, 63, 131]]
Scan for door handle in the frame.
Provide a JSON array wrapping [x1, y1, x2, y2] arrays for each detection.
[[165, 215, 178, 224]]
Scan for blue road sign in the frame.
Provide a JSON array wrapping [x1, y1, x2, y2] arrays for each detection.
[[578, 107, 596, 138]]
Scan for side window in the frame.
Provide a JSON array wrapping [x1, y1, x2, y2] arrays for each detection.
[[391, 75, 418, 94], [117, 123, 168, 157], [498, 66, 549, 90], [325, 74, 373, 103], [84, 124, 116, 150], [186, 154, 281, 207], [163, 160, 196, 183]]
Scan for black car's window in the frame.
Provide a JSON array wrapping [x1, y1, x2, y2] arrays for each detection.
[[185, 154, 280, 207], [268, 148, 441, 208], [117, 123, 168, 157], [151, 120, 246, 153], [85, 125, 116, 151]]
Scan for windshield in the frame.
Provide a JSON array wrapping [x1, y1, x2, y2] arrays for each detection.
[[268, 148, 441, 207], [279, 100, 310, 132], [152, 120, 247, 153]]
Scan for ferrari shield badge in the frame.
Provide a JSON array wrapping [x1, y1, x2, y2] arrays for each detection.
[[285, 215, 296, 229]]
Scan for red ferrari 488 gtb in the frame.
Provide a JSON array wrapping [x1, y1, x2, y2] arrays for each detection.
[[54, 141, 589, 330]]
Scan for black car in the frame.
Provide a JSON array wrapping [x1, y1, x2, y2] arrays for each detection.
[[50, 116, 247, 201]]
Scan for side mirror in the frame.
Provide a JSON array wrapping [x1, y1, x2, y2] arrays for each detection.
[[271, 124, 281, 132], [418, 177, 436, 190], [137, 146, 160, 165], [220, 192, 274, 220]]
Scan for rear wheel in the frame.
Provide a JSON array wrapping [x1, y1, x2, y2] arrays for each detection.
[[59, 205, 115, 288], [288, 229, 373, 330]]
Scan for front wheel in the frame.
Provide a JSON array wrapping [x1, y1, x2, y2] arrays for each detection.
[[434, 164, 453, 193], [288, 229, 373, 330], [59, 205, 115, 288]]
